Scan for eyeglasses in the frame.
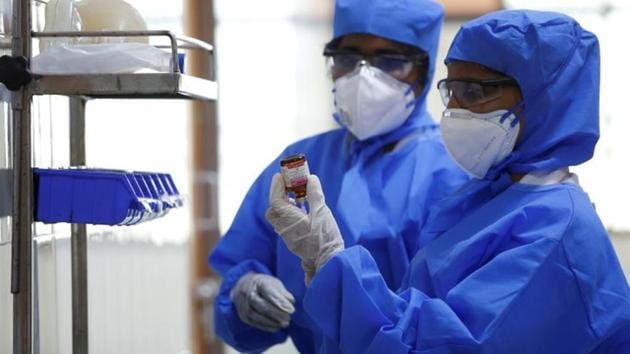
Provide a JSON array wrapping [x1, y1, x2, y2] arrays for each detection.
[[437, 78, 518, 108], [323, 49, 426, 80]]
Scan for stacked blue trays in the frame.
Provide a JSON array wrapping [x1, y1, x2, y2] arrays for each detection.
[[34, 168, 184, 226]]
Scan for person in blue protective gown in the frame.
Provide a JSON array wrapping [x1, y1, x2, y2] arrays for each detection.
[[266, 9, 630, 354], [208, 0, 469, 353]]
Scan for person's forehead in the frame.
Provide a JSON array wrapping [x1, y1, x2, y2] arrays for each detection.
[[337, 34, 403, 52], [446, 61, 503, 80]]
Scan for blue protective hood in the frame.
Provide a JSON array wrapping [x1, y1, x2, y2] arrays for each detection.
[[331, 0, 444, 131], [446, 10, 600, 173]]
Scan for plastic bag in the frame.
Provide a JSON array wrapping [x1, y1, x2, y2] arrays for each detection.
[[1, 0, 12, 34], [31, 42, 173, 74], [39, 0, 83, 53]]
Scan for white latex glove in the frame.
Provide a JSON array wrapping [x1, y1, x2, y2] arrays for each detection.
[[266, 173, 344, 284], [230, 272, 295, 332]]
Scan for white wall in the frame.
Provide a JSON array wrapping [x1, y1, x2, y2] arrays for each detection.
[[216, 1, 335, 233], [35, 230, 191, 354], [611, 232, 630, 280]]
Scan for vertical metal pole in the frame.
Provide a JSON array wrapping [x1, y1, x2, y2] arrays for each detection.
[[69, 97, 88, 354], [10, 0, 33, 352], [184, 0, 222, 352]]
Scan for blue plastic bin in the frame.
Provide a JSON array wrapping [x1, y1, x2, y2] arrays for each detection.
[[33, 168, 183, 226]]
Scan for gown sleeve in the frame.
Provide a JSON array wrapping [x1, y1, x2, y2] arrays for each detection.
[[304, 203, 629, 354]]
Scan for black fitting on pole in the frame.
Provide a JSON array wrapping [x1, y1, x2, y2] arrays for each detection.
[[0, 55, 32, 91]]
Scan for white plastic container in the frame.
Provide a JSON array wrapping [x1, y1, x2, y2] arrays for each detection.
[[75, 0, 148, 44]]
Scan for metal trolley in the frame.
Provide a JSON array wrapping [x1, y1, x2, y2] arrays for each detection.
[[1, 1, 218, 352]]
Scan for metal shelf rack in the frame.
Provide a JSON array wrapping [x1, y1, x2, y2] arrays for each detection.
[[5, 1, 219, 353], [30, 30, 218, 100], [31, 72, 218, 100]]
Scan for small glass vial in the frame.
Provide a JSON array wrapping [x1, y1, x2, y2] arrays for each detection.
[[280, 153, 309, 206]]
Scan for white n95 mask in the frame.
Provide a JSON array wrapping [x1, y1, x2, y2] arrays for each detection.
[[441, 108, 520, 179], [333, 65, 416, 141]]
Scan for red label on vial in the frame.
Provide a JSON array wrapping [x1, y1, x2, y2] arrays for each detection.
[[281, 161, 309, 188]]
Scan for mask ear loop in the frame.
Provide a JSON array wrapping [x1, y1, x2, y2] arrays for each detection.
[[485, 102, 525, 179], [500, 100, 525, 127]]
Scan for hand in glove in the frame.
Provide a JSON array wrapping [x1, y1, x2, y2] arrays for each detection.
[[265, 173, 344, 284], [230, 272, 295, 332]]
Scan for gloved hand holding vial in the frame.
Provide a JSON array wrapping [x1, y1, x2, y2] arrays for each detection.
[[266, 173, 344, 285]]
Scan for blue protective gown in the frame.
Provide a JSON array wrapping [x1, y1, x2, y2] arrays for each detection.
[[302, 10, 630, 354], [209, 1, 469, 353], [306, 180, 630, 354]]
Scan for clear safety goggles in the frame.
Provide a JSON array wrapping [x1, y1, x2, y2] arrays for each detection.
[[324, 49, 426, 80], [437, 78, 518, 108]]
